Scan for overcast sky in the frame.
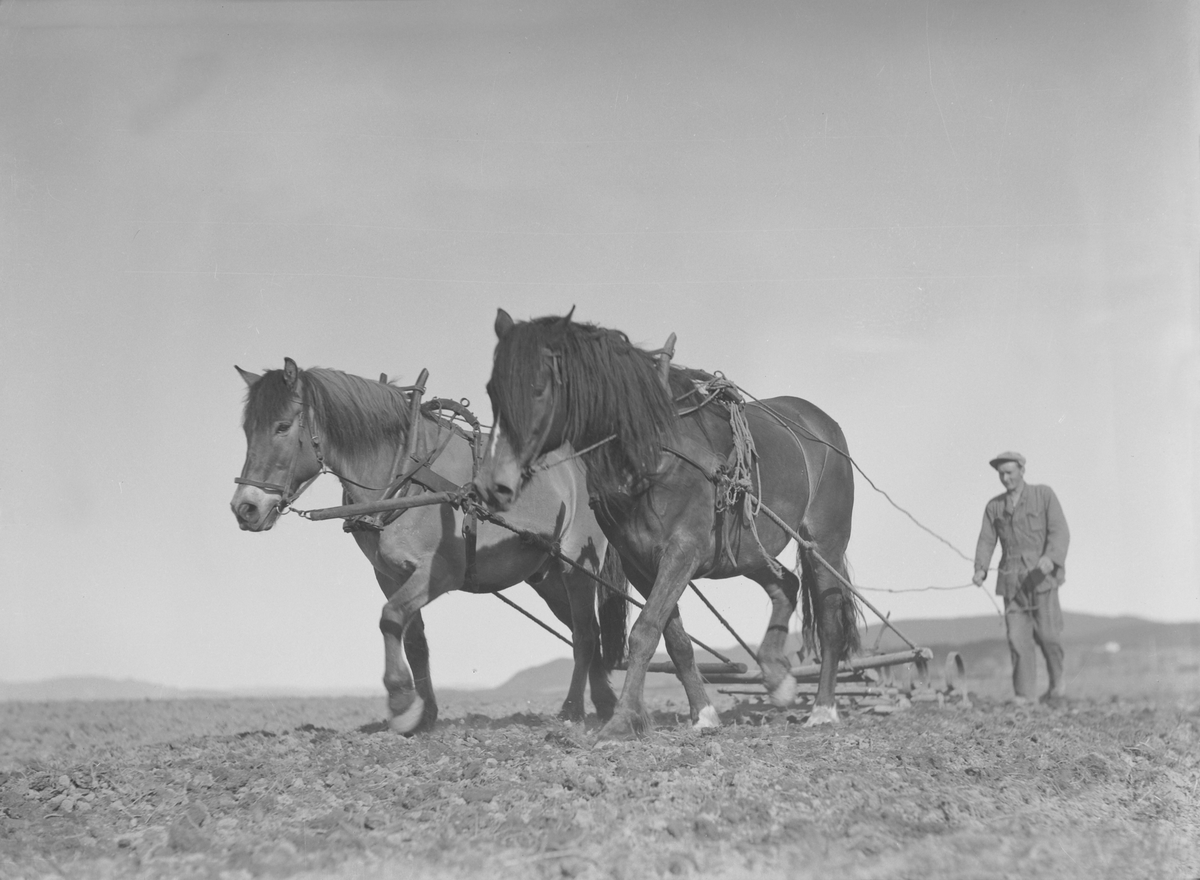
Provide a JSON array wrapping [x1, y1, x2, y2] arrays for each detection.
[[2, 1, 1196, 694]]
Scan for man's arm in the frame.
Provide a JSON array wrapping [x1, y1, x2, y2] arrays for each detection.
[[1038, 488, 1070, 575], [973, 505, 997, 585]]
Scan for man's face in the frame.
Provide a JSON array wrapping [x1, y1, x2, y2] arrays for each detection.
[[997, 461, 1025, 492]]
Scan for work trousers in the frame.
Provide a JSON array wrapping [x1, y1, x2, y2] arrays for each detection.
[[1003, 580, 1065, 699]]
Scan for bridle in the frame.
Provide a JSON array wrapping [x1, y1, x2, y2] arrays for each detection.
[[233, 399, 323, 512]]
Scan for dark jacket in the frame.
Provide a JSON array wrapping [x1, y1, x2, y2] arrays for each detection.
[[974, 483, 1069, 599]]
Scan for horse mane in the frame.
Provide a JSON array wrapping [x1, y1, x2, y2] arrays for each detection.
[[243, 366, 411, 461], [492, 316, 702, 496]]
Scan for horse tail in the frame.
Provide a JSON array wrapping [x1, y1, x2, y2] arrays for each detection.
[[840, 554, 863, 657], [597, 548, 628, 669], [799, 546, 818, 660], [798, 548, 862, 662]]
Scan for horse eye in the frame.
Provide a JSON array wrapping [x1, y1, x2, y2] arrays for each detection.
[[275, 422, 291, 434]]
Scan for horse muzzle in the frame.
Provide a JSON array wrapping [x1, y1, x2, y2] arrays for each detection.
[[231, 488, 282, 532], [472, 473, 516, 513]]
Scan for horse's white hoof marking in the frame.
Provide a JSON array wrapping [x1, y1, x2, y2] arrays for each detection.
[[769, 675, 797, 707], [389, 695, 425, 734], [693, 705, 721, 730], [805, 704, 840, 727]]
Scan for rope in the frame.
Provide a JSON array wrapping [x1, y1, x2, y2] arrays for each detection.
[[858, 582, 978, 593], [744, 494, 919, 651], [527, 434, 617, 475], [684, 374, 784, 579], [859, 580, 1004, 617], [732, 383, 976, 563]]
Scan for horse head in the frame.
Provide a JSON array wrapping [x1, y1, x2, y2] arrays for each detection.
[[476, 310, 570, 511], [230, 357, 324, 531], [476, 309, 683, 513]]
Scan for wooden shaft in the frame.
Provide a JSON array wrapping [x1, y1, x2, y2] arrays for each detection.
[[619, 661, 748, 675], [717, 684, 896, 696], [304, 490, 458, 521], [787, 647, 931, 682], [391, 368, 429, 490]]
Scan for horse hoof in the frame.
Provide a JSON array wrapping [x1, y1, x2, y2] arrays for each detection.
[[692, 705, 720, 730], [594, 716, 642, 745], [768, 675, 797, 707], [805, 704, 841, 727], [388, 695, 426, 735], [557, 704, 585, 723]]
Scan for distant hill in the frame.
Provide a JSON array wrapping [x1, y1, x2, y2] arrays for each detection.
[[4, 613, 1195, 704], [862, 612, 1200, 653], [0, 677, 378, 704], [477, 611, 1200, 703], [0, 677, 223, 703]]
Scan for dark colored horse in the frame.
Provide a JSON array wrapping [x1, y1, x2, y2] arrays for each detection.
[[474, 311, 860, 741], [231, 358, 627, 732]]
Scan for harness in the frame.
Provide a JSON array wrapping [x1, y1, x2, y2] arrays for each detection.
[[344, 397, 485, 590], [664, 374, 786, 576], [236, 381, 485, 590], [233, 401, 322, 510]]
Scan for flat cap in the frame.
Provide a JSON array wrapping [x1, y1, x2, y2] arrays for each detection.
[[989, 451, 1026, 469]]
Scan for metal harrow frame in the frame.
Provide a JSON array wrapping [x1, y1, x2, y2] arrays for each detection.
[[300, 478, 964, 708]]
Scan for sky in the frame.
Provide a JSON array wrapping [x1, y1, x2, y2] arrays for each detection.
[[2, 1, 1197, 695]]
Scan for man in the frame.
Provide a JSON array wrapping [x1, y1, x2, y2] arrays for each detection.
[[972, 452, 1070, 704]]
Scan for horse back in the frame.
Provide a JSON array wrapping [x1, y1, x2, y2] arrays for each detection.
[[745, 395, 854, 530]]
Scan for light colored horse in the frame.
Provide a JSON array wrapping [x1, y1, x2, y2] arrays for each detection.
[[231, 358, 626, 733]]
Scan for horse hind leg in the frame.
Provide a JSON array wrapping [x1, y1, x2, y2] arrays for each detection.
[[587, 549, 629, 721], [803, 550, 861, 727], [747, 565, 801, 707], [402, 611, 438, 731], [529, 573, 592, 723]]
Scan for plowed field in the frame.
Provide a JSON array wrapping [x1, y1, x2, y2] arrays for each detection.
[[2, 694, 1197, 879]]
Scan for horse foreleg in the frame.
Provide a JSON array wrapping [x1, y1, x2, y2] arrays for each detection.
[[529, 573, 592, 722], [374, 570, 438, 732], [661, 607, 720, 729], [598, 549, 700, 743], [378, 563, 433, 735]]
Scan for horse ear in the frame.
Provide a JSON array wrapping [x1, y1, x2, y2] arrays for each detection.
[[235, 365, 261, 387], [379, 373, 388, 383], [495, 308, 515, 339], [562, 306, 575, 326], [283, 357, 300, 391]]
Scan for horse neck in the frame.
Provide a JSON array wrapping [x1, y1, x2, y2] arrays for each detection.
[[314, 425, 401, 505], [303, 380, 408, 503], [319, 411, 476, 503]]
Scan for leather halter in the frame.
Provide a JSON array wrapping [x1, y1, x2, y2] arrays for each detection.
[[233, 401, 322, 510]]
